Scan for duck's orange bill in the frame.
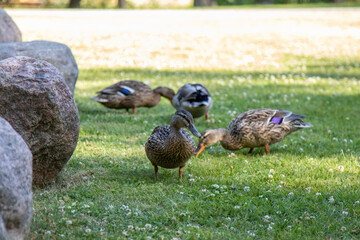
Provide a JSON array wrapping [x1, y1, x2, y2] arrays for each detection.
[[194, 144, 206, 156]]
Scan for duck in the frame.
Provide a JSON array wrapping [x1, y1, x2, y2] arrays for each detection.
[[145, 110, 201, 180], [194, 109, 312, 156], [91, 80, 175, 115], [172, 83, 213, 121]]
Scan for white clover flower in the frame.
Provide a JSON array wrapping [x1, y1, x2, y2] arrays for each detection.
[[45, 231, 51, 235], [66, 220, 73, 225], [108, 205, 114, 210], [179, 192, 184, 195], [244, 160, 249, 164], [145, 224, 152, 229], [243, 170, 247, 173], [329, 196, 335, 203], [201, 188, 207, 192], [305, 187, 311, 193], [189, 178, 195, 182], [267, 225, 273, 231], [85, 228, 92, 233], [83, 204, 90, 208], [215, 190, 219, 194], [332, 137, 338, 141], [345, 117, 349, 120], [300, 136, 306, 140], [276, 185, 282, 189], [269, 169, 275, 174], [306, 97, 311, 101], [354, 201, 360, 204], [212, 184, 219, 189], [315, 192, 321, 196], [122, 230, 128, 236], [338, 166, 344, 172], [210, 193, 215, 197], [329, 168, 334, 172], [128, 225, 134, 231], [243, 186, 250, 192], [268, 174, 273, 178], [264, 215, 271, 220], [234, 205, 240, 209], [328, 130, 332, 134], [288, 192, 294, 197], [228, 153, 235, 158], [341, 226, 347, 231], [299, 148, 304, 152], [341, 211, 348, 215]]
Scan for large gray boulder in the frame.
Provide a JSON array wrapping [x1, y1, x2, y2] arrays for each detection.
[[0, 40, 78, 95], [0, 7, 22, 43], [0, 56, 80, 187], [0, 117, 32, 240]]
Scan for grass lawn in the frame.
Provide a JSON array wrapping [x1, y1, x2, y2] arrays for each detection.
[[8, 8, 359, 240], [29, 55, 360, 239]]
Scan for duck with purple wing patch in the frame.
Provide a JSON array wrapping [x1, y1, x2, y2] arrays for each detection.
[[91, 80, 175, 115], [194, 109, 312, 156], [145, 110, 201, 180]]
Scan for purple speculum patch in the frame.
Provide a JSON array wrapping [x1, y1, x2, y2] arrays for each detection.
[[271, 117, 283, 124]]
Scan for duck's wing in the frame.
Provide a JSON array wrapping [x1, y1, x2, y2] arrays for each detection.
[[174, 84, 212, 108], [98, 80, 151, 96]]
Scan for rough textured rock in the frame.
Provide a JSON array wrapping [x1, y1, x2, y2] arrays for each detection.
[[0, 40, 78, 95], [0, 56, 80, 187], [0, 7, 22, 43], [0, 117, 32, 240], [0, 215, 7, 240]]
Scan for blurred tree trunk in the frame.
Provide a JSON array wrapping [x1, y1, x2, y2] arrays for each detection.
[[194, 0, 216, 6], [68, 0, 81, 8], [118, 0, 126, 8]]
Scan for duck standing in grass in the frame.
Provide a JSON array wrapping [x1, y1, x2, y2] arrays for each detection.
[[173, 83, 213, 121], [145, 110, 201, 180], [194, 109, 312, 156], [91, 80, 175, 115]]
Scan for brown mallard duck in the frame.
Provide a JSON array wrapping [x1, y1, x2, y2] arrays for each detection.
[[145, 110, 201, 180], [173, 83, 213, 121], [194, 109, 312, 156], [91, 80, 175, 115]]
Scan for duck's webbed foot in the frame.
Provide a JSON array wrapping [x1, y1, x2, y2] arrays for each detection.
[[247, 148, 254, 155], [154, 165, 159, 180], [179, 166, 184, 180], [265, 145, 270, 155]]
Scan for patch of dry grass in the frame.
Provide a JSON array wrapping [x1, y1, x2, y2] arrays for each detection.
[[7, 8, 360, 70]]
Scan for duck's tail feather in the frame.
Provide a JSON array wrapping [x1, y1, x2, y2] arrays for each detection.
[[90, 96, 108, 103]]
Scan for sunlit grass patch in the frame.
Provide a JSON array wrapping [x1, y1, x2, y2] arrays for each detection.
[[29, 60, 360, 239]]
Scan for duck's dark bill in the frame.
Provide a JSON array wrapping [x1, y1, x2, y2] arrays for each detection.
[[187, 125, 201, 137], [194, 144, 206, 156]]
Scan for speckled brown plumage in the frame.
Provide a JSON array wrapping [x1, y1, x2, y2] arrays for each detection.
[[145, 110, 201, 180], [91, 80, 175, 114], [195, 109, 312, 155]]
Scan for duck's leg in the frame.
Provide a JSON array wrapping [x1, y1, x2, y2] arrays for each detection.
[[179, 166, 183, 180], [247, 148, 254, 155], [126, 108, 129, 114], [154, 165, 159, 180], [265, 145, 270, 155], [205, 113, 210, 124], [133, 108, 137, 115]]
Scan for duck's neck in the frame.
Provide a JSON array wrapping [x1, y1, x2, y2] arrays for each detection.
[[153, 87, 175, 102], [216, 128, 243, 151]]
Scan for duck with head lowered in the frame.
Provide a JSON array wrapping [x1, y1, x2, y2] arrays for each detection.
[[145, 110, 201, 180], [91, 80, 175, 115], [173, 83, 213, 122], [194, 109, 312, 156]]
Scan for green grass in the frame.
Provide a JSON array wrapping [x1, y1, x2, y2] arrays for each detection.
[[30, 55, 360, 239]]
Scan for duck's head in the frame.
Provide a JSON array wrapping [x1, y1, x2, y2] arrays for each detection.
[[194, 129, 226, 156], [171, 110, 201, 137]]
